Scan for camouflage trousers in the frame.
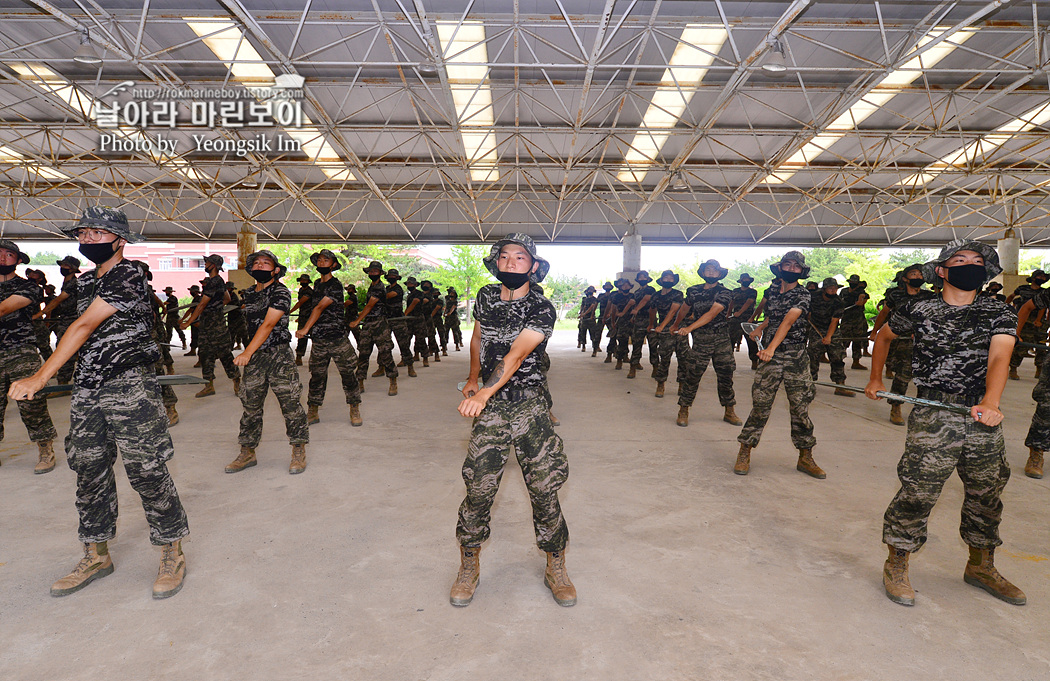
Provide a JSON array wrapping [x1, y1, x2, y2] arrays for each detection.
[[679, 331, 736, 408], [456, 394, 569, 551], [839, 316, 868, 360], [884, 398, 1009, 552], [738, 343, 815, 449], [408, 317, 429, 358], [155, 356, 177, 409], [165, 315, 186, 346], [0, 345, 57, 444], [356, 318, 398, 381], [613, 318, 633, 361], [808, 329, 846, 383], [1024, 369, 1050, 452], [728, 318, 759, 363], [580, 318, 600, 350], [886, 337, 914, 405], [389, 319, 415, 365], [308, 337, 361, 406], [228, 312, 249, 348], [444, 315, 463, 347], [1011, 322, 1047, 371], [199, 316, 239, 383], [434, 316, 447, 351], [647, 330, 678, 383], [238, 345, 309, 448], [52, 318, 78, 384], [32, 319, 52, 360], [425, 317, 441, 357], [629, 315, 651, 367], [65, 365, 189, 545]]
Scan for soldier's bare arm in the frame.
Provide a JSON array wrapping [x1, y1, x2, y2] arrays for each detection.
[[974, 334, 1015, 425], [865, 324, 899, 399], [0, 293, 32, 318], [459, 328, 545, 418], [235, 307, 285, 366], [461, 321, 483, 398], [296, 295, 333, 338]]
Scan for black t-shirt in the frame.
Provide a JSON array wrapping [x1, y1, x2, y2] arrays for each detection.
[[684, 283, 732, 334], [54, 276, 78, 320], [311, 277, 347, 341], [473, 283, 555, 394], [0, 275, 42, 350], [889, 296, 1017, 397], [631, 284, 657, 316], [385, 282, 404, 317], [365, 280, 387, 319], [164, 293, 180, 317], [763, 284, 810, 347], [243, 281, 292, 350], [74, 260, 161, 389], [652, 287, 684, 325]]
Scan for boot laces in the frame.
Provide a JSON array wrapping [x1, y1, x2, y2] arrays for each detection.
[[547, 552, 570, 586], [72, 545, 100, 575], [455, 551, 479, 585], [292, 446, 306, 465], [158, 545, 180, 577]]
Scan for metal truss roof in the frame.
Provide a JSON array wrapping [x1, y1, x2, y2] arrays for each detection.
[[0, 0, 1049, 247]]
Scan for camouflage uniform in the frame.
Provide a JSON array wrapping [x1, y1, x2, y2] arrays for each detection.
[[66, 259, 188, 546], [405, 283, 429, 358], [807, 288, 847, 383], [1024, 288, 1050, 451], [238, 276, 308, 448], [355, 279, 398, 381], [738, 285, 815, 449], [883, 287, 936, 405], [52, 273, 79, 384], [198, 274, 240, 384], [147, 285, 177, 410], [0, 274, 57, 446], [838, 284, 868, 361], [422, 287, 442, 358], [883, 294, 1017, 552], [607, 287, 632, 360], [1010, 283, 1047, 372], [306, 276, 361, 407], [728, 284, 758, 362], [163, 291, 186, 346], [226, 287, 249, 348], [595, 286, 612, 352], [295, 282, 315, 360], [628, 282, 656, 367], [343, 286, 361, 345], [649, 286, 684, 382], [456, 284, 568, 551], [578, 293, 600, 351], [433, 292, 448, 353], [444, 291, 463, 347], [678, 283, 736, 408], [384, 278, 414, 366]]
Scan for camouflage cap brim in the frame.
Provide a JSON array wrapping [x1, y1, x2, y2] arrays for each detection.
[[483, 233, 551, 283], [922, 239, 1001, 287]]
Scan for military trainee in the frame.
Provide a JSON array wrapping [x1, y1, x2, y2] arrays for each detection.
[[451, 233, 575, 608], [736, 251, 823, 479], [226, 250, 310, 475], [350, 260, 399, 395], [181, 284, 201, 357], [606, 277, 633, 367], [431, 285, 449, 357], [1013, 283, 1050, 479], [866, 240, 1024, 608], [838, 274, 870, 369], [808, 277, 853, 397], [403, 276, 431, 366], [594, 281, 613, 356], [180, 254, 241, 398], [226, 281, 249, 350], [25, 268, 54, 362], [648, 270, 684, 399], [728, 273, 759, 371], [290, 273, 314, 366], [162, 285, 186, 349], [1007, 269, 1048, 380], [578, 285, 600, 356], [294, 249, 364, 428], [39, 254, 82, 395], [0, 239, 59, 473], [9, 206, 189, 600], [444, 286, 464, 351], [384, 269, 417, 375]]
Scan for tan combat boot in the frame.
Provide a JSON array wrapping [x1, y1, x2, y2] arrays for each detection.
[[734, 444, 751, 475], [889, 403, 904, 426], [165, 363, 175, 375], [450, 546, 480, 606], [51, 542, 114, 597], [153, 540, 186, 599], [883, 545, 915, 606], [963, 546, 1026, 605], [166, 405, 179, 427], [433, 353, 441, 363], [796, 448, 826, 479], [834, 382, 855, 398], [549, 410, 560, 427], [615, 359, 623, 370], [1024, 448, 1044, 479], [655, 381, 665, 398], [307, 405, 320, 425], [289, 444, 307, 474], [371, 366, 385, 377], [442, 349, 448, 357], [676, 406, 689, 427], [194, 380, 215, 398], [627, 364, 637, 379], [407, 364, 418, 378], [225, 446, 257, 473], [232, 376, 241, 396], [388, 377, 398, 396], [35, 440, 56, 474], [397, 359, 407, 367], [349, 403, 363, 427], [723, 405, 742, 426], [851, 360, 866, 370], [1009, 367, 1020, 380], [544, 549, 577, 607]]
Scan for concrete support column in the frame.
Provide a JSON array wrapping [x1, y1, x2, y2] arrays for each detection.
[[618, 231, 642, 284], [998, 228, 1023, 294], [230, 222, 259, 288]]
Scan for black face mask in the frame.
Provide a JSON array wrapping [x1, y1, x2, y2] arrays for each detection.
[[495, 271, 530, 289], [407, 285, 417, 290], [79, 240, 119, 265], [944, 263, 986, 292], [0, 264, 16, 275], [603, 287, 612, 292], [60, 267, 72, 277], [422, 284, 433, 291], [779, 271, 802, 284], [249, 269, 274, 283], [386, 278, 397, 284], [659, 281, 675, 289], [316, 266, 332, 275], [636, 279, 651, 286], [368, 273, 381, 281], [619, 285, 631, 292], [702, 276, 720, 284], [906, 278, 924, 288]]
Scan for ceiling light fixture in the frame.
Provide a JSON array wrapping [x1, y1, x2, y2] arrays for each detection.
[[73, 28, 102, 66], [672, 170, 688, 189], [418, 55, 438, 77], [762, 39, 786, 76]]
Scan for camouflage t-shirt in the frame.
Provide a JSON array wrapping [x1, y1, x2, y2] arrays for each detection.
[[809, 291, 846, 331], [74, 259, 160, 389], [684, 283, 732, 334], [889, 295, 1017, 397], [839, 286, 867, 322], [630, 284, 657, 316], [384, 282, 404, 317], [310, 277, 347, 342], [432, 295, 445, 319], [406, 288, 425, 317], [201, 274, 226, 319], [1028, 287, 1050, 312], [296, 285, 315, 321], [364, 280, 387, 320], [0, 275, 42, 350], [164, 293, 180, 318], [652, 287, 684, 325], [1011, 284, 1042, 311], [762, 284, 810, 347], [730, 286, 757, 318], [445, 295, 459, 318], [420, 290, 435, 317], [578, 295, 597, 321], [54, 276, 78, 319], [608, 290, 631, 316], [243, 280, 292, 350], [885, 286, 935, 311], [596, 291, 611, 317], [472, 283, 555, 394]]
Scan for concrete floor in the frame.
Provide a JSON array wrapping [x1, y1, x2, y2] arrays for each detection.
[[1, 330, 1048, 681]]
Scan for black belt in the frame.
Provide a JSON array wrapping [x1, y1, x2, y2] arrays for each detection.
[[490, 387, 543, 403], [916, 388, 982, 407]]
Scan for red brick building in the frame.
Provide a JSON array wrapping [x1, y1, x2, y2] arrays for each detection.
[[124, 242, 240, 296]]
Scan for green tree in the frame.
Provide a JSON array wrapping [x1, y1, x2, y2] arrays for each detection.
[[887, 249, 935, 272], [543, 273, 588, 319], [28, 250, 63, 266], [430, 245, 494, 300]]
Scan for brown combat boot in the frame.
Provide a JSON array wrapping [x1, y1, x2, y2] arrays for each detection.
[[963, 546, 1026, 605], [397, 359, 407, 367], [591, 349, 597, 357], [851, 360, 866, 370], [580, 345, 586, 353], [289, 444, 307, 474], [166, 406, 179, 427], [549, 410, 560, 427], [407, 364, 418, 378], [883, 545, 915, 606], [796, 448, 826, 479], [1025, 448, 1044, 479], [422, 357, 430, 367], [834, 382, 855, 397], [307, 405, 320, 425], [890, 403, 904, 426], [232, 376, 241, 396], [450, 546, 480, 606], [185, 348, 196, 356], [349, 403, 363, 427], [676, 406, 689, 427], [165, 363, 175, 375], [194, 380, 215, 398], [388, 377, 398, 396], [544, 549, 577, 606], [734, 444, 751, 475], [627, 364, 637, 379], [615, 359, 623, 370], [604, 354, 612, 364], [372, 366, 385, 377], [225, 446, 257, 473], [442, 349, 448, 357], [723, 405, 742, 426], [51, 542, 114, 597], [1009, 367, 1020, 380], [358, 379, 365, 393], [295, 355, 303, 366], [192, 360, 201, 368], [433, 353, 441, 363], [655, 381, 665, 398], [35, 440, 56, 474], [153, 540, 186, 599]]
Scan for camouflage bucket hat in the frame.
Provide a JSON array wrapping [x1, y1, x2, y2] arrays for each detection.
[[847, 274, 861, 284], [1027, 268, 1048, 283], [57, 255, 82, 271], [657, 269, 680, 286], [821, 277, 840, 290], [405, 276, 419, 286], [363, 260, 384, 274], [483, 233, 551, 284], [584, 285, 597, 294], [769, 250, 811, 279], [737, 273, 754, 284], [385, 268, 402, 280], [602, 281, 614, 290], [922, 239, 1001, 288], [189, 285, 200, 293], [310, 248, 343, 271], [0, 239, 30, 264], [614, 277, 632, 287], [245, 249, 286, 275], [297, 274, 311, 284], [635, 270, 653, 283], [697, 259, 728, 280], [63, 205, 145, 243], [202, 254, 225, 271], [163, 286, 174, 293]]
